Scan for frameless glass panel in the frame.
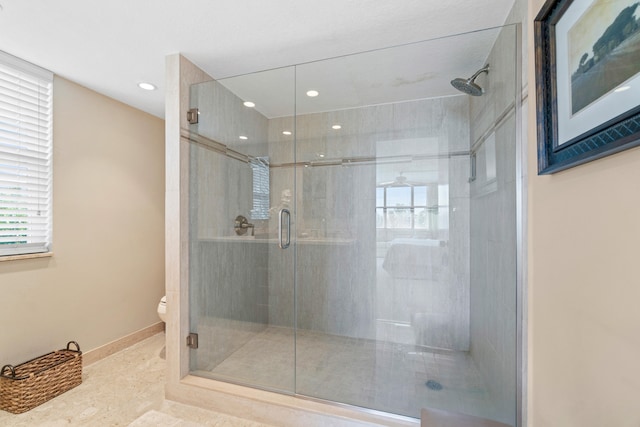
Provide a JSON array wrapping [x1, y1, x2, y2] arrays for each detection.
[[468, 24, 519, 426], [387, 207, 412, 228], [414, 186, 427, 206], [376, 187, 385, 206], [387, 187, 411, 207], [187, 66, 297, 393], [186, 23, 519, 426], [294, 24, 518, 424], [414, 208, 429, 229]]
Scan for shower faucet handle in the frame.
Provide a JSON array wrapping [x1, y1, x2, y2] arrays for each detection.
[[234, 215, 254, 236]]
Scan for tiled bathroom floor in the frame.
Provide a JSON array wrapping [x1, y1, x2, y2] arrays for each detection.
[[194, 326, 497, 421], [0, 329, 499, 425], [0, 333, 274, 427]]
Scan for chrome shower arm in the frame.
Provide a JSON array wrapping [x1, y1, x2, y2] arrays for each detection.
[[469, 64, 490, 81]]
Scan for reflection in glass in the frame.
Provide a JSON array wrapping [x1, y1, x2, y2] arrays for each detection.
[[250, 157, 270, 220]]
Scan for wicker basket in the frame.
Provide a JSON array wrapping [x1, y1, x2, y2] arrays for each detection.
[[0, 341, 82, 414]]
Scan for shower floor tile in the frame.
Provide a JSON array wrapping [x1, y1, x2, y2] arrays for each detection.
[[196, 326, 498, 420]]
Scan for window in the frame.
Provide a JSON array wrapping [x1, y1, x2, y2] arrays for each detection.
[[376, 184, 449, 230], [250, 157, 269, 220], [0, 51, 53, 257]]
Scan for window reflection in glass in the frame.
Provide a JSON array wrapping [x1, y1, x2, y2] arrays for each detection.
[[375, 184, 449, 230]]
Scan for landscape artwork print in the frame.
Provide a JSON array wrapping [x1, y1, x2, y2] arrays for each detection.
[[568, 0, 640, 115]]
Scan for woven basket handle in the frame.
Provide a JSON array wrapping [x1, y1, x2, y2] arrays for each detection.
[[66, 341, 81, 352], [0, 364, 16, 378]]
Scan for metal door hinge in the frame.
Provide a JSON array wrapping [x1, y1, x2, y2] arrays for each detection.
[[187, 108, 199, 124], [187, 332, 199, 349]]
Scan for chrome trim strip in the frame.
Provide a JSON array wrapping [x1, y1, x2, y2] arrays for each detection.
[[513, 22, 527, 427]]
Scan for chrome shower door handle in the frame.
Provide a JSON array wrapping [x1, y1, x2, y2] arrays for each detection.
[[278, 208, 290, 249]]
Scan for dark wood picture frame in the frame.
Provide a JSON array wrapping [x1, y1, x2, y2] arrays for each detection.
[[534, 0, 640, 174]]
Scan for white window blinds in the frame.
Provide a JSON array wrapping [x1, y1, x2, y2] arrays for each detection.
[[0, 51, 53, 257], [250, 157, 270, 220]]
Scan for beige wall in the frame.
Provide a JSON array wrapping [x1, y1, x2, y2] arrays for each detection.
[[0, 77, 165, 364], [527, 1, 640, 426]]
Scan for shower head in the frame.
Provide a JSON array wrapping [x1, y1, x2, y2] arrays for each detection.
[[450, 64, 490, 96], [451, 78, 484, 96]]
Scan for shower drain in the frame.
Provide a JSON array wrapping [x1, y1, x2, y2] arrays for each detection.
[[425, 380, 443, 391]]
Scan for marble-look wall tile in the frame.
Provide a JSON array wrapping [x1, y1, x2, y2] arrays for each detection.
[[469, 25, 519, 145], [265, 97, 471, 346], [190, 147, 253, 239], [187, 75, 272, 374], [468, 22, 520, 427], [190, 80, 268, 154], [448, 194, 471, 350], [448, 154, 471, 350], [444, 96, 473, 153], [186, 71, 477, 391]]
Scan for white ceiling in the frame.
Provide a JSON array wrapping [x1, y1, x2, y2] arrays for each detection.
[[0, 0, 515, 118], [218, 27, 502, 118]]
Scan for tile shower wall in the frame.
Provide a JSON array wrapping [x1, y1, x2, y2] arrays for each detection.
[[469, 22, 519, 425], [188, 77, 476, 362], [266, 110, 377, 339], [190, 80, 270, 239], [268, 96, 470, 347], [189, 80, 272, 370]]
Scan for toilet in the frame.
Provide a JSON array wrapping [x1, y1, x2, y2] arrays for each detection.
[[157, 295, 167, 322]]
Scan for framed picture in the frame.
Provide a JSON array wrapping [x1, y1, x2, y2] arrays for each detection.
[[534, 0, 640, 174]]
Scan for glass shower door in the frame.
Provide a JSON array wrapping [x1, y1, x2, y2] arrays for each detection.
[[294, 50, 454, 417], [185, 23, 519, 425], [187, 66, 297, 393], [292, 25, 518, 424]]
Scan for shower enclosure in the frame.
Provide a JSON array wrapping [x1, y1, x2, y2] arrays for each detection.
[[185, 24, 521, 425]]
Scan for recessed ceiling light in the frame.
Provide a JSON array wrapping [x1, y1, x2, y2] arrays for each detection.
[[318, 154, 325, 158], [138, 82, 156, 91], [282, 131, 292, 135], [332, 124, 342, 130], [239, 135, 248, 140], [306, 90, 319, 97], [614, 85, 631, 93], [243, 101, 255, 107]]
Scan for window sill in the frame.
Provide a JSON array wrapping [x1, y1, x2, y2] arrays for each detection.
[[0, 252, 54, 262]]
